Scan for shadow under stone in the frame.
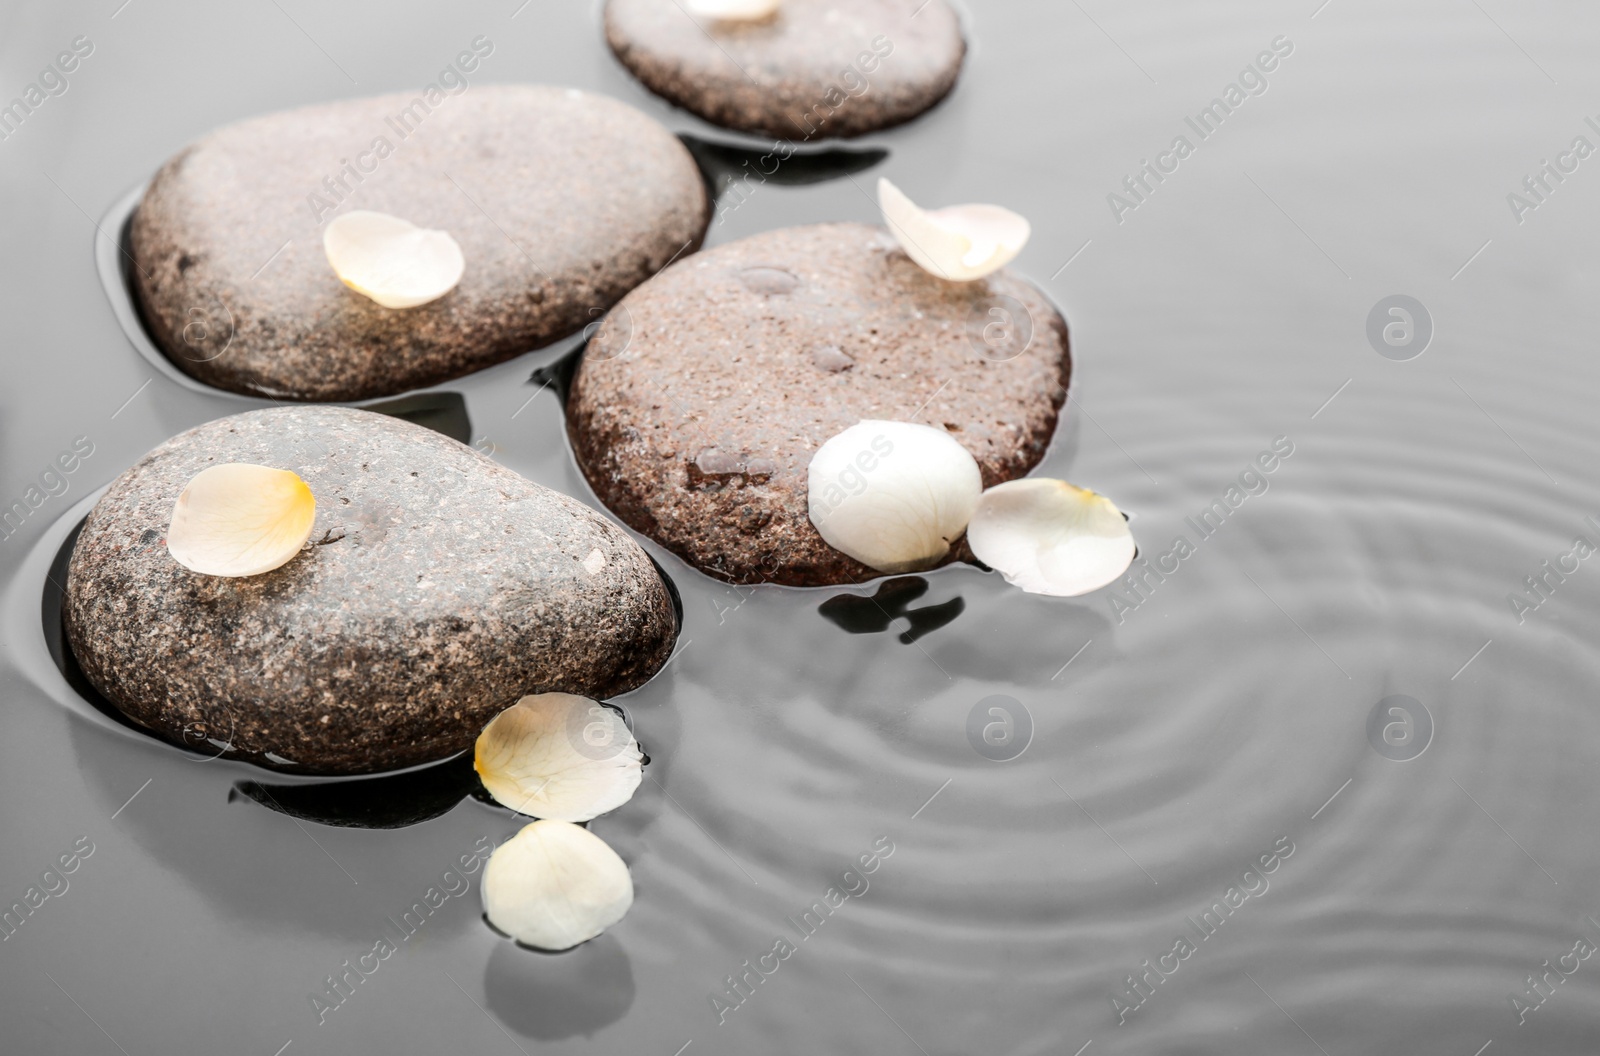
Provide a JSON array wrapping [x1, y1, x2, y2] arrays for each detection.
[[679, 133, 890, 192], [363, 391, 472, 445], [231, 753, 481, 830]]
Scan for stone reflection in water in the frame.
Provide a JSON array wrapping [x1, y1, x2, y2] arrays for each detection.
[[817, 576, 965, 644], [677, 133, 889, 195], [362, 391, 473, 445], [484, 933, 635, 1040]]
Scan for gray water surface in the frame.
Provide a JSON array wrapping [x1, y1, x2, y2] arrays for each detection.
[[4, 1, 1600, 1053]]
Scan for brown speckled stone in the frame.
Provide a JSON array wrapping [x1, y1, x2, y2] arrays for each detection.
[[64, 407, 678, 775], [604, 0, 965, 140], [567, 223, 1070, 586], [131, 86, 710, 402]]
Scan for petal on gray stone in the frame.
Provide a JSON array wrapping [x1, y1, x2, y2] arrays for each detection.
[[130, 86, 710, 401], [65, 407, 679, 775], [566, 222, 1071, 587]]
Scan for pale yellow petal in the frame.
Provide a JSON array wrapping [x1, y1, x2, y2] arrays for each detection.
[[807, 420, 982, 573], [686, 0, 781, 20], [474, 693, 643, 823], [323, 210, 464, 309], [481, 820, 633, 950], [166, 463, 316, 577], [878, 178, 1031, 282], [967, 479, 1135, 597]]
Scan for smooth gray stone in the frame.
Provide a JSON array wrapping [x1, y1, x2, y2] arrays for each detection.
[[130, 85, 709, 401], [605, 0, 965, 139], [65, 407, 679, 774]]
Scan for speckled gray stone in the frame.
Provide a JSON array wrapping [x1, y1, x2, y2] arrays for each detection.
[[131, 85, 710, 402], [64, 407, 678, 775], [567, 222, 1071, 587], [604, 0, 965, 140]]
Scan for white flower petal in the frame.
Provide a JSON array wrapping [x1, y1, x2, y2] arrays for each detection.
[[474, 693, 643, 823], [482, 821, 633, 951], [808, 420, 983, 574], [323, 210, 465, 309], [967, 479, 1135, 597], [166, 463, 317, 577], [878, 178, 1031, 282], [686, 0, 781, 20]]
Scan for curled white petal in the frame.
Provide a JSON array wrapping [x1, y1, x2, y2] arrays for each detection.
[[474, 693, 643, 823], [166, 463, 317, 577], [687, 0, 781, 20], [323, 210, 465, 309], [482, 821, 634, 950], [878, 178, 1031, 282], [967, 479, 1135, 597], [808, 420, 982, 574]]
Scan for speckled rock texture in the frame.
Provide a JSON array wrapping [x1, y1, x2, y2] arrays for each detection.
[[566, 222, 1071, 587], [64, 407, 679, 774], [604, 0, 965, 140], [131, 85, 710, 402]]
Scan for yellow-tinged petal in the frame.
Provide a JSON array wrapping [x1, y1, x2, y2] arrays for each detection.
[[166, 463, 317, 578], [967, 479, 1135, 597], [474, 693, 643, 823], [686, 0, 781, 20], [482, 820, 633, 950], [878, 178, 1031, 283], [323, 210, 464, 309]]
